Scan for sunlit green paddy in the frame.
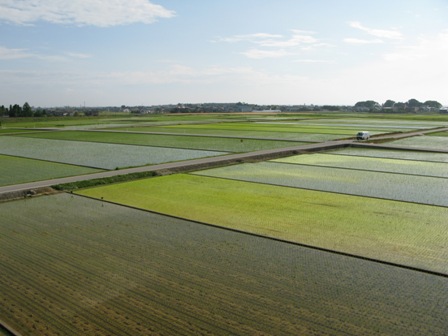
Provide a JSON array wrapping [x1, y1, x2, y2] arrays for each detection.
[[77, 174, 448, 274]]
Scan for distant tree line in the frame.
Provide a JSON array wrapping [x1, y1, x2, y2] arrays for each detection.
[[354, 99, 442, 112], [0, 102, 46, 117]]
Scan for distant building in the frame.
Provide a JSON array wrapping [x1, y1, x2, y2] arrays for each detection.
[[257, 109, 282, 113]]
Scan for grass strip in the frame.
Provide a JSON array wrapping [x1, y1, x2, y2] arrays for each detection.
[[53, 171, 158, 191]]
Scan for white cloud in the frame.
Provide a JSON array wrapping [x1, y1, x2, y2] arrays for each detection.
[[257, 30, 317, 47], [0, 0, 175, 27], [349, 21, 403, 40], [293, 59, 334, 64], [65, 52, 92, 59], [333, 30, 448, 104], [219, 30, 322, 60], [217, 33, 283, 44], [344, 38, 383, 45], [218, 30, 317, 48], [383, 31, 448, 62], [0, 46, 32, 60], [241, 49, 291, 59], [116, 64, 255, 83], [0, 46, 93, 61]]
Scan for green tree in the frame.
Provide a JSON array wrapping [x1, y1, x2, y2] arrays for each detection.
[[354, 100, 380, 111], [22, 102, 33, 117], [424, 100, 442, 108], [393, 102, 406, 111], [383, 100, 395, 108], [407, 99, 422, 108], [9, 104, 21, 117]]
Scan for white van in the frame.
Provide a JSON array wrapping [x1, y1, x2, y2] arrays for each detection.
[[356, 131, 370, 140]]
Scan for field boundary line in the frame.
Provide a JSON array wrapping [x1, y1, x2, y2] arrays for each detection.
[[269, 160, 448, 179], [86, 128, 320, 143], [0, 320, 22, 336], [353, 142, 448, 153], [14, 131, 237, 154], [0, 152, 106, 172], [75, 193, 448, 278], [323, 152, 448, 164], [190, 172, 448, 208], [0, 151, 109, 171]]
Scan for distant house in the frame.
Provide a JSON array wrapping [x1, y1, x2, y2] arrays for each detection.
[[257, 109, 281, 113], [237, 105, 253, 112], [440, 107, 448, 113]]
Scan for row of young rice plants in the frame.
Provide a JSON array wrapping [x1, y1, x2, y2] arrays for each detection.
[[253, 121, 413, 134], [0, 129, 47, 134], [0, 136, 226, 170], [193, 161, 448, 207], [61, 122, 146, 131], [163, 122, 377, 135], [297, 117, 446, 129], [131, 114, 243, 123], [388, 135, 448, 150], [1, 194, 446, 335], [0, 118, 116, 129], [76, 174, 448, 274], [16, 130, 308, 153], [329, 147, 448, 163], [273, 153, 448, 178], [254, 120, 405, 131], [106, 125, 338, 142], [0, 154, 103, 186]]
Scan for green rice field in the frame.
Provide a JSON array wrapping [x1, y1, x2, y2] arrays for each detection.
[[106, 125, 340, 141], [162, 122, 388, 135], [297, 117, 446, 129], [273, 153, 448, 177], [77, 174, 448, 274], [0, 136, 226, 170], [194, 161, 448, 206], [0, 155, 102, 186], [106, 117, 443, 141], [388, 135, 448, 150], [0, 118, 115, 129], [0, 129, 45, 134], [2, 112, 448, 335], [16, 130, 307, 152], [330, 147, 448, 163], [1, 194, 446, 335]]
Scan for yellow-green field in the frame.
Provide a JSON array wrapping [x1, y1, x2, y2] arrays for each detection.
[[77, 174, 448, 274]]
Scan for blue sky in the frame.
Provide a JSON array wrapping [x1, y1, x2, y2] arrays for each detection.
[[1, 0, 447, 107]]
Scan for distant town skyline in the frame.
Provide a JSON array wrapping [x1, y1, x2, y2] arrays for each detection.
[[1, 0, 447, 107]]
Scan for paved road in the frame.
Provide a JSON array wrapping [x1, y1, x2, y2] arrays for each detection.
[[1, 125, 447, 197]]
